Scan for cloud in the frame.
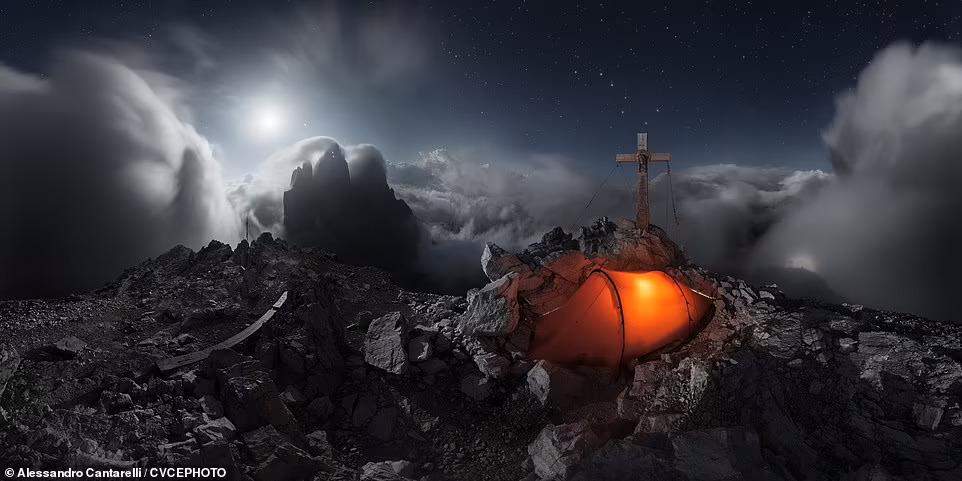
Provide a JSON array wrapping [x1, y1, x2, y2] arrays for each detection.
[[386, 150, 831, 282], [753, 43, 962, 321], [650, 164, 831, 273], [256, 2, 436, 89], [388, 149, 635, 250], [0, 52, 238, 298]]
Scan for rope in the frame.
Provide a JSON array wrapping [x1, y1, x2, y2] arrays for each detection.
[[667, 166, 680, 227], [572, 163, 620, 229], [665, 170, 672, 237]]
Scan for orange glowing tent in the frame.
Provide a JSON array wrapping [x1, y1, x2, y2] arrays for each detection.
[[528, 269, 712, 367]]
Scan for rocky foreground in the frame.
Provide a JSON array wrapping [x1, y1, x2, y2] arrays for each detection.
[[0, 219, 960, 481]]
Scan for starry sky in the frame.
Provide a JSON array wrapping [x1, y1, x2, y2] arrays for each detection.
[[3, 0, 962, 178]]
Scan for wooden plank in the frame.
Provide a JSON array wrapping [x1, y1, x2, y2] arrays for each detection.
[[616, 153, 637, 163], [272, 291, 288, 309], [650, 153, 671, 162], [156, 291, 288, 373]]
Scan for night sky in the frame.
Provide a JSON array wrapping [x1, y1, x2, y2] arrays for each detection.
[[3, 1, 962, 319], [4, 1, 961, 178]]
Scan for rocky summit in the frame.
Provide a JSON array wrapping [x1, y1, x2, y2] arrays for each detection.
[[1, 221, 960, 481]]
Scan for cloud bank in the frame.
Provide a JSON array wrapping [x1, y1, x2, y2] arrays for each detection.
[[754, 43, 962, 321], [0, 52, 237, 298], [385, 150, 831, 292], [388, 149, 634, 250], [650, 164, 831, 273]]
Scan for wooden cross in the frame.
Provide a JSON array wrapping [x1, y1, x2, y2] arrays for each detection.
[[616, 133, 671, 232]]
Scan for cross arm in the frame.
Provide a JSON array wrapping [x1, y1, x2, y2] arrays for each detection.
[[615, 153, 638, 163], [650, 153, 671, 162]]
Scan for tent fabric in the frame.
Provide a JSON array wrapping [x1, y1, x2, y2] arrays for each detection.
[[528, 269, 712, 367]]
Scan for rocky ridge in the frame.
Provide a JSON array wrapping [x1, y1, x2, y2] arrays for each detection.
[[0, 219, 959, 481]]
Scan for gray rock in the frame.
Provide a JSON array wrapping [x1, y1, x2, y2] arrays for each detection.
[[481, 242, 527, 281], [838, 337, 858, 353], [199, 394, 224, 417], [460, 373, 492, 401], [527, 360, 586, 410], [193, 417, 236, 444], [361, 459, 417, 481], [474, 352, 510, 379], [364, 312, 410, 375], [407, 334, 433, 362], [579, 219, 682, 271], [912, 403, 944, 431], [279, 386, 306, 405], [99, 391, 133, 413], [157, 439, 200, 465], [243, 424, 322, 481], [207, 350, 299, 437], [29, 336, 87, 360], [460, 273, 521, 336], [542, 250, 592, 284], [53, 336, 87, 357], [617, 358, 710, 421], [306, 430, 333, 458], [0, 349, 20, 398], [527, 422, 601, 480]]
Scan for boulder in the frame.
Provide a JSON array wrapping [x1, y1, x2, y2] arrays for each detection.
[[460, 273, 520, 336], [364, 312, 410, 374], [580, 218, 682, 270], [617, 358, 711, 421], [361, 459, 417, 481], [157, 439, 200, 466], [207, 350, 299, 437], [527, 360, 586, 410], [523, 227, 581, 262], [481, 242, 528, 281], [243, 424, 323, 481], [542, 250, 593, 284], [527, 422, 602, 480], [474, 352, 510, 379], [193, 417, 236, 444], [28, 336, 87, 360]]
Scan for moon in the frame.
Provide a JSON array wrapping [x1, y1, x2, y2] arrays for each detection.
[[249, 103, 286, 140]]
